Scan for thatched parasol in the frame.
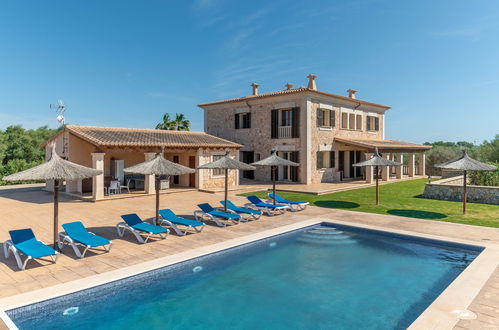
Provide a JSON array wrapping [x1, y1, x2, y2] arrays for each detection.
[[2, 144, 102, 248], [251, 151, 299, 204], [198, 151, 255, 212], [353, 148, 401, 205], [436, 150, 496, 214], [124, 153, 195, 224]]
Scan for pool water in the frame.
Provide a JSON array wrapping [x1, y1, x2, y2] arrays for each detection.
[[8, 224, 481, 330]]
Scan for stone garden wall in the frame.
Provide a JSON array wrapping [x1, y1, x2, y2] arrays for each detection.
[[423, 176, 499, 205]]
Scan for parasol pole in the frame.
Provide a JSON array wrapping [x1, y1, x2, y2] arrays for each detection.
[[53, 179, 59, 249], [463, 170, 467, 215], [375, 165, 379, 205], [272, 166, 277, 205], [155, 174, 160, 225], [224, 168, 228, 212]]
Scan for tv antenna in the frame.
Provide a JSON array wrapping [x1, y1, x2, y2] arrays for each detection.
[[50, 99, 66, 125], [50, 99, 68, 158]]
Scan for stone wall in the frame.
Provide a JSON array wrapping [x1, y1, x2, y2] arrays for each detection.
[[423, 176, 499, 205]]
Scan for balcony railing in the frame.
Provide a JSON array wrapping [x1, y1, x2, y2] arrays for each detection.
[[279, 126, 292, 138]]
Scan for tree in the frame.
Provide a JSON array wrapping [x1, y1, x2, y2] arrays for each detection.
[[155, 113, 190, 131]]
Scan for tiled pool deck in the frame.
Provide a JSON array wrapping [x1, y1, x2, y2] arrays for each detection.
[[0, 187, 498, 329]]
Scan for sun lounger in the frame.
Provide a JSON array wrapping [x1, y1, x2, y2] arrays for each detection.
[[245, 196, 289, 216], [3, 229, 58, 270], [117, 214, 169, 243], [58, 221, 112, 258], [194, 203, 242, 227], [268, 193, 309, 211], [220, 200, 262, 220], [159, 209, 205, 236]]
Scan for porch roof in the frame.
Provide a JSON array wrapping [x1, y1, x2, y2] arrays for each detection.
[[44, 125, 243, 149], [334, 137, 431, 152]]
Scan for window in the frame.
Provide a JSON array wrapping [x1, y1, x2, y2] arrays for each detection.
[[366, 115, 380, 131], [317, 108, 335, 128], [235, 112, 251, 129], [356, 114, 362, 130], [341, 112, 348, 129], [281, 109, 292, 126], [348, 113, 355, 129], [212, 155, 224, 176], [316, 151, 335, 169]]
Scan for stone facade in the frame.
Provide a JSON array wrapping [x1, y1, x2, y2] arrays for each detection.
[[202, 89, 387, 184], [423, 177, 499, 205]]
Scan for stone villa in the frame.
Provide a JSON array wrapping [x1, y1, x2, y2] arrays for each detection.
[[199, 74, 431, 184]]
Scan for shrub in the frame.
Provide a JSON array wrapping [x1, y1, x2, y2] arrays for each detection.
[[468, 162, 499, 186]]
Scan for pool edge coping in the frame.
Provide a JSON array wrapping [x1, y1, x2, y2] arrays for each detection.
[[1, 217, 498, 330]]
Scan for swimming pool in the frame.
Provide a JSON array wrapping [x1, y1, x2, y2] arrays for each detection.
[[7, 223, 482, 329]]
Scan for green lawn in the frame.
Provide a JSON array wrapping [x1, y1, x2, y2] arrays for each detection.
[[240, 179, 499, 228]]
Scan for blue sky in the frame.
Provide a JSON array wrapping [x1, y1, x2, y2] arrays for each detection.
[[0, 0, 497, 144]]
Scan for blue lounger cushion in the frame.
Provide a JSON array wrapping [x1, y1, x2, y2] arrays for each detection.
[[159, 209, 204, 227], [9, 229, 56, 259], [268, 193, 309, 205], [62, 221, 110, 247], [246, 196, 287, 209], [220, 200, 262, 215], [121, 214, 168, 234], [198, 203, 241, 220]]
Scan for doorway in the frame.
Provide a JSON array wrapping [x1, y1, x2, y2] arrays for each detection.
[[241, 151, 254, 179], [188, 156, 196, 187], [172, 156, 180, 185], [277, 151, 299, 182]]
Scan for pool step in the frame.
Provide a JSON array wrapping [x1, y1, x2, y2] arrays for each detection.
[[296, 227, 357, 246]]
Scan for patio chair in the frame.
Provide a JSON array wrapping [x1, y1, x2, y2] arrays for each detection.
[[220, 200, 262, 220], [58, 221, 112, 258], [245, 196, 289, 216], [194, 203, 242, 227], [3, 229, 58, 270], [158, 209, 205, 236], [109, 180, 120, 195], [117, 214, 169, 243], [268, 193, 309, 211], [120, 179, 131, 194]]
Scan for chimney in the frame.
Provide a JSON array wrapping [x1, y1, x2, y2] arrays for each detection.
[[285, 83, 294, 90], [251, 83, 260, 96], [347, 89, 357, 99], [307, 74, 317, 90]]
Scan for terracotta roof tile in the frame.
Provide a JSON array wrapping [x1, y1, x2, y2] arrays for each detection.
[[198, 87, 390, 109], [50, 126, 242, 149], [334, 137, 431, 151]]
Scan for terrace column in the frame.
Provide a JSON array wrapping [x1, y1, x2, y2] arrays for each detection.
[[381, 153, 390, 181], [418, 152, 426, 176], [395, 153, 403, 179], [144, 152, 156, 194], [92, 152, 105, 200], [364, 152, 373, 183], [408, 153, 415, 177]]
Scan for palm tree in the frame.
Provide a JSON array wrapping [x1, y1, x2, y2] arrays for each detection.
[[156, 113, 190, 131]]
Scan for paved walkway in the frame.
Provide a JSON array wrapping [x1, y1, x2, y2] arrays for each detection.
[[0, 187, 497, 329]]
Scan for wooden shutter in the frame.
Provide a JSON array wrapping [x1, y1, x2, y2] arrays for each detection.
[[375, 117, 379, 131], [247, 112, 251, 128], [291, 107, 300, 138], [330, 110, 335, 127], [366, 116, 371, 130], [317, 108, 323, 127], [290, 151, 299, 182], [329, 151, 335, 168], [234, 113, 240, 129], [317, 151, 324, 169], [271, 109, 278, 138]]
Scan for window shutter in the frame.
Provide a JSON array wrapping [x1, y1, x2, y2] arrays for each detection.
[[292, 107, 300, 138], [329, 151, 335, 168], [271, 109, 278, 138], [317, 151, 323, 169], [375, 117, 379, 131], [366, 116, 371, 130], [330, 110, 335, 127], [235, 113, 240, 129], [290, 151, 299, 181], [247, 112, 251, 128], [317, 108, 323, 127]]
